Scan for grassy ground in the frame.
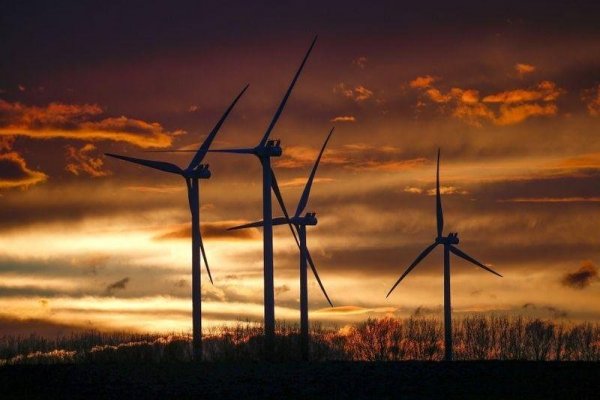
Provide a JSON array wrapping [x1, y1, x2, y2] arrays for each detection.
[[2, 361, 599, 399]]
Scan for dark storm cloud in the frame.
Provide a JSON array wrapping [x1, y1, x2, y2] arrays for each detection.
[[0, 315, 93, 337], [0, 181, 186, 232], [561, 261, 599, 289], [104, 277, 130, 294], [153, 221, 260, 241]]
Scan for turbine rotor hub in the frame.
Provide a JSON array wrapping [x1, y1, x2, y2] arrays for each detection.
[[437, 233, 460, 245]]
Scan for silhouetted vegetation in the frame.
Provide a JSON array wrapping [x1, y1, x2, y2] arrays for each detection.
[[1, 316, 599, 365]]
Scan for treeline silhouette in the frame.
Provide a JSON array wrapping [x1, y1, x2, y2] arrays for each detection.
[[1, 316, 599, 365]]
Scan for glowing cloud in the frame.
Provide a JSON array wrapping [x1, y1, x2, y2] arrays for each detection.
[[330, 116, 357, 123], [277, 143, 427, 171], [409, 75, 436, 88], [65, 144, 110, 177], [0, 152, 48, 189], [482, 81, 562, 104], [582, 84, 600, 116], [411, 75, 563, 126], [0, 99, 179, 148], [515, 63, 536, 76], [352, 56, 368, 69], [334, 84, 374, 102]]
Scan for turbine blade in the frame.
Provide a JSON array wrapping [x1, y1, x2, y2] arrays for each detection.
[[187, 84, 249, 170], [144, 150, 197, 153], [208, 148, 255, 154], [306, 248, 333, 307], [436, 148, 444, 237], [105, 153, 183, 175], [269, 166, 300, 247], [271, 217, 292, 226], [295, 127, 334, 217], [228, 217, 289, 231], [227, 220, 266, 230], [386, 242, 438, 298], [258, 36, 318, 148], [449, 246, 502, 277], [198, 230, 213, 284]]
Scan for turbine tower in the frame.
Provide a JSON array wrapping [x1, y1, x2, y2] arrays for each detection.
[[386, 149, 502, 361], [208, 37, 318, 360], [228, 128, 335, 361], [105, 85, 248, 361]]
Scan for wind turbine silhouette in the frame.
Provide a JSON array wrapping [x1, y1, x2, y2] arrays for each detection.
[[207, 36, 318, 360], [104, 85, 248, 361], [228, 128, 335, 361], [386, 149, 502, 361]]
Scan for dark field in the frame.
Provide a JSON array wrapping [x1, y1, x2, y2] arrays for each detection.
[[1, 361, 599, 399], [2, 317, 599, 399]]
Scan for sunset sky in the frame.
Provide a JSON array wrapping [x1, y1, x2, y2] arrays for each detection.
[[1, 1, 599, 335]]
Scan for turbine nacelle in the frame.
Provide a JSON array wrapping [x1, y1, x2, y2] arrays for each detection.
[[299, 212, 317, 226], [255, 139, 282, 157], [436, 232, 459, 245], [184, 163, 211, 179]]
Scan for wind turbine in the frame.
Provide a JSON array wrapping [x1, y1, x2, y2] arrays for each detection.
[[228, 128, 335, 361], [208, 36, 318, 360], [386, 149, 502, 361], [104, 85, 248, 361]]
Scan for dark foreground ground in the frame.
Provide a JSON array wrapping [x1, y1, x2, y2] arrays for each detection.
[[1, 361, 599, 399]]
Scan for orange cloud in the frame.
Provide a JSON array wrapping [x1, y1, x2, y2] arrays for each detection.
[[500, 197, 600, 203], [0, 99, 179, 148], [65, 144, 110, 177], [0, 135, 15, 151], [425, 88, 452, 103], [482, 81, 562, 104], [279, 177, 334, 188], [494, 103, 557, 125], [411, 76, 563, 126], [275, 145, 346, 169], [515, 63, 536, 76], [330, 116, 356, 123], [125, 185, 184, 193], [0, 152, 48, 189], [352, 56, 368, 69], [314, 305, 396, 315], [277, 143, 426, 172], [409, 75, 436, 89], [452, 101, 495, 127], [334, 84, 374, 102], [555, 152, 600, 170], [404, 187, 423, 194], [426, 186, 468, 196], [582, 84, 600, 116]]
